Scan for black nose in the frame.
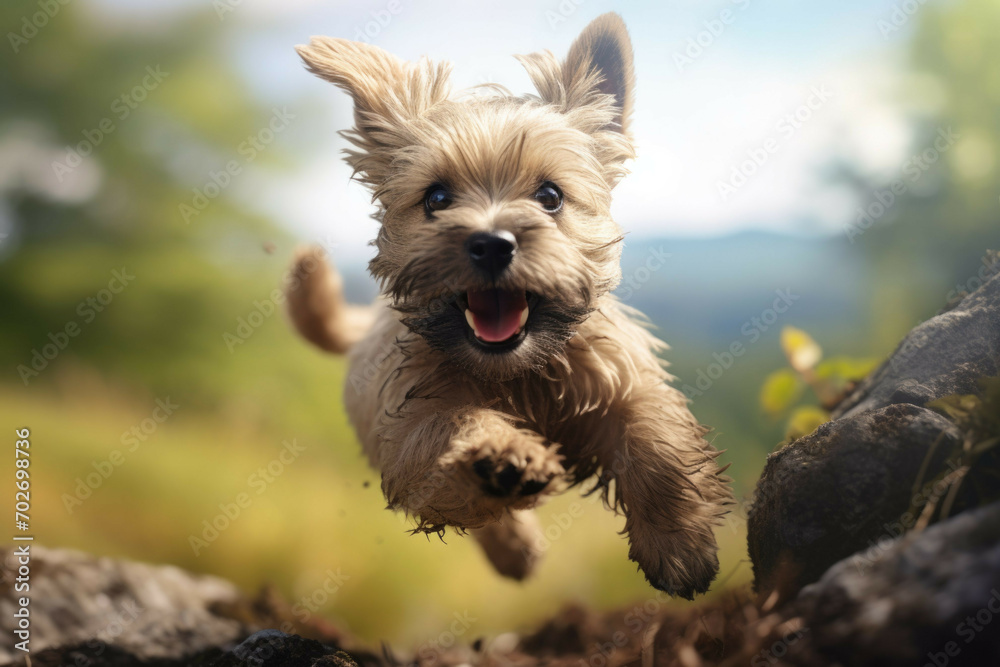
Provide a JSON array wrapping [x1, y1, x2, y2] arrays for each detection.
[[466, 230, 517, 275]]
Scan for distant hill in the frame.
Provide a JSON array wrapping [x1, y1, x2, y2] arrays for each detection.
[[615, 231, 870, 348]]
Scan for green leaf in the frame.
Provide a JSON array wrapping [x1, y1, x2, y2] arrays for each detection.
[[785, 406, 830, 441], [781, 327, 823, 373], [815, 356, 881, 383], [927, 393, 981, 422], [760, 369, 804, 418], [971, 437, 1000, 456]]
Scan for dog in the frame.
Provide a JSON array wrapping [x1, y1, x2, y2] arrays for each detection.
[[287, 13, 733, 598]]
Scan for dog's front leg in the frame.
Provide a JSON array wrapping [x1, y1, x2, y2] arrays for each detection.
[[598, 383, 733, 599], [376, 404, 564, 534]]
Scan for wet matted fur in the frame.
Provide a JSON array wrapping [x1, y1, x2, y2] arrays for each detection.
[[286, 13, 734, 598]]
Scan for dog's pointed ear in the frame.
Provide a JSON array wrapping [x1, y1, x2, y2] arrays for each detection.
[[517, 13, 634, 135], [296, 37, 451, 183]]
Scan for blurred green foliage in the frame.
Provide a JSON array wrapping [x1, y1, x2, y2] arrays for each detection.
[[847, 0, 1000, 352], [759, 326, 878, 441]]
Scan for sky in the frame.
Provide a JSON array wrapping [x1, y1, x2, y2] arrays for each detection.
[[90, 0, 947, 263]]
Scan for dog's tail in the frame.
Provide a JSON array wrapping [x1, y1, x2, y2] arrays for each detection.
[[285, 246, 375, 354]]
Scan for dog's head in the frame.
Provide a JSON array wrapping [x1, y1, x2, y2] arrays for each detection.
[[298, 14, 635, 381]]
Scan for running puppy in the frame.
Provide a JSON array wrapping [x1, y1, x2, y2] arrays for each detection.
[[288, 13, 733, 598]]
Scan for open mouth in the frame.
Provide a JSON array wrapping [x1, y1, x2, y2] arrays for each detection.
[[464, 288, 530, 347]]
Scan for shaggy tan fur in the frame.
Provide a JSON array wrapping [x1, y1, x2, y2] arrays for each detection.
[[288, 13, 733, 598]]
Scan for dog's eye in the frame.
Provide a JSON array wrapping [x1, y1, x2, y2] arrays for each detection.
[[534, 182, 563, 212], [424, 185, 453, 214]]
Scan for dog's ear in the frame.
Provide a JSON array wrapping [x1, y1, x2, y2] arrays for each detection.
[[296, 37, 451, 184], [517, 13, 634, 135]]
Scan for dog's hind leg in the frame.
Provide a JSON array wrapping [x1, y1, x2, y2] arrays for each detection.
[[285, 245, 375, 354], [471, 509, 544, 580]]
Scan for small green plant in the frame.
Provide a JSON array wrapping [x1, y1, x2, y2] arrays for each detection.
[[912, 376, 1000, 529], [759, 326, 880, 442]]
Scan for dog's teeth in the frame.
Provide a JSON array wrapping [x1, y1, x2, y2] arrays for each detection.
[[465, 309, 476, 332], [519, 308, 529, 327]]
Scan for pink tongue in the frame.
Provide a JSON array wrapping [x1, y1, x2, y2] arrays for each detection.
[[467, 289, 527, 342]]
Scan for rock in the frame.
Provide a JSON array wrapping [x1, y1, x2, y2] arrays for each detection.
[[784, 500, 1000, 666], [0, 546, 250, 664], [31, 644, 222, 666], [30, 631, 365, 667], [1, 547, 359, 667], [747, 403, 963, 593], [748, 269, 1000, 594], [212, 630, 358, 667], [832, 271, 1000, 420]]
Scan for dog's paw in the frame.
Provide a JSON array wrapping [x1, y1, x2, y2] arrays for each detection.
[[466, 432, 563, 499], [627, 522, 721, 600]]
